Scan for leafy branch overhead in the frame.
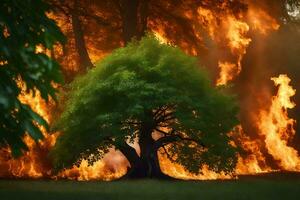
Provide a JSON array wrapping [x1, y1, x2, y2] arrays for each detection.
[[0, 0, 65, 156]]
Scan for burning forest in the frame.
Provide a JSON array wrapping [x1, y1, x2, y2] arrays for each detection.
[[1, 0, 300, 182]]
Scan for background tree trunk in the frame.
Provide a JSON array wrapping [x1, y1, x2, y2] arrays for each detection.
[[119, 0, 139, 44], [118, 0, 149, 44], [71, 0, 93, 72]]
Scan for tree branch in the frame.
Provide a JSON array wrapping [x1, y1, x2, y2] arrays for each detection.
[[115, 141, 139, 167], [153, 107, 163, 119], [162, 146, 176, 162], [154, 129, 206, 150], [155, 128, 168, 136], [153, 105, 168, 120], [51, 0, 114, 27], [154, 104, 176, 122], [156, 111, 174, 123], [163, 116, 176, 122]]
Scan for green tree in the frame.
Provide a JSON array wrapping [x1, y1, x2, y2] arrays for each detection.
[[51, 36, 239, 179], [0, 0, 65, 156]]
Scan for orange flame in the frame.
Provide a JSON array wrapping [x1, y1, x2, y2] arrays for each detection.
[[257, 74, 300, 170], [158, 148, 232, 180], [217, 62, 239, 86], [59, 150, 128, 181], [153, 31, 170, 45], [215, 8, 280, 86], [196, 7, 252, 85], [234, 125, 271, 174], [247, 7, 280, 35], [0, 81, 59, 178]]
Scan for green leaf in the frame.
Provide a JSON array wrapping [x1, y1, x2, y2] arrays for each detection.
[[51, 35, 239, 173], [22, 121, 44, 141], [0, 0, 64, 156]]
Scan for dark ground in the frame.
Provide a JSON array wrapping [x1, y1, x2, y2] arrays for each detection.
[[0, 172, 300, 200]]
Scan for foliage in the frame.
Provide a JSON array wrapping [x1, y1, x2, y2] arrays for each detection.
[[0, 0, 65, 156], [51, 36, 239, 174]]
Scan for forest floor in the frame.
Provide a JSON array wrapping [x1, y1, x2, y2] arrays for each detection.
[[0, 172, 300, 200]]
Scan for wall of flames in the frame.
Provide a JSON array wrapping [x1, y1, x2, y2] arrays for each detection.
[[1, 2, 300, 180]]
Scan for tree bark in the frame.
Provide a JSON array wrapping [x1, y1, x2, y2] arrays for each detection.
[[71, 0, 94, 72], [119, 0, 139, 44], [118, 116, 173, 179], [137, 0, 149, 39], [118, 0, 149, 44], [117, 141, 140, 168], [122, 134, 172, 179]]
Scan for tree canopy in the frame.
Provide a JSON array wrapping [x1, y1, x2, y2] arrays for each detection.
[[51, 36, 239, 178], [0, 0, 65, 156]]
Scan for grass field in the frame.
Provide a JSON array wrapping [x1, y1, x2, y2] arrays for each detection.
[[1, 173, 300, 200]]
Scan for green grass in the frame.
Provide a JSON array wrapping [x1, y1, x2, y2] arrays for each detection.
[[0, 174, 300, 200]]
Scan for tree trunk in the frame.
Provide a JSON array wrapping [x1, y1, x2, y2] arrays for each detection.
[[118, 0, 149, 44], [71, 0, 94, 72], [118, 119, 173, 179], [122, 140, 171, 179], [137, 0, 149, 39], [119, 0, 139, 44]]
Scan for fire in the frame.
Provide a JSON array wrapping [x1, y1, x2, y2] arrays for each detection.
[[59, 150, 128, 181], [247, 7, 280, 35], [159, 149, 232, 180], [2, 2, 300, 181], [35, 45, 44, 54], [257, 74, 300, 171], [214, 7, 280, 86], [234, 74, 300, 174], [196, 7, 252, 86], [226, 18, 251, 54], [196, 8, 217, 39], [0, 81, 57, 178], [0, 79, 130, 180], [153, 31, 170, 45], [217, 62, 239, 86], [234, 126, 271, 174], [216, 17, 251, 85]]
